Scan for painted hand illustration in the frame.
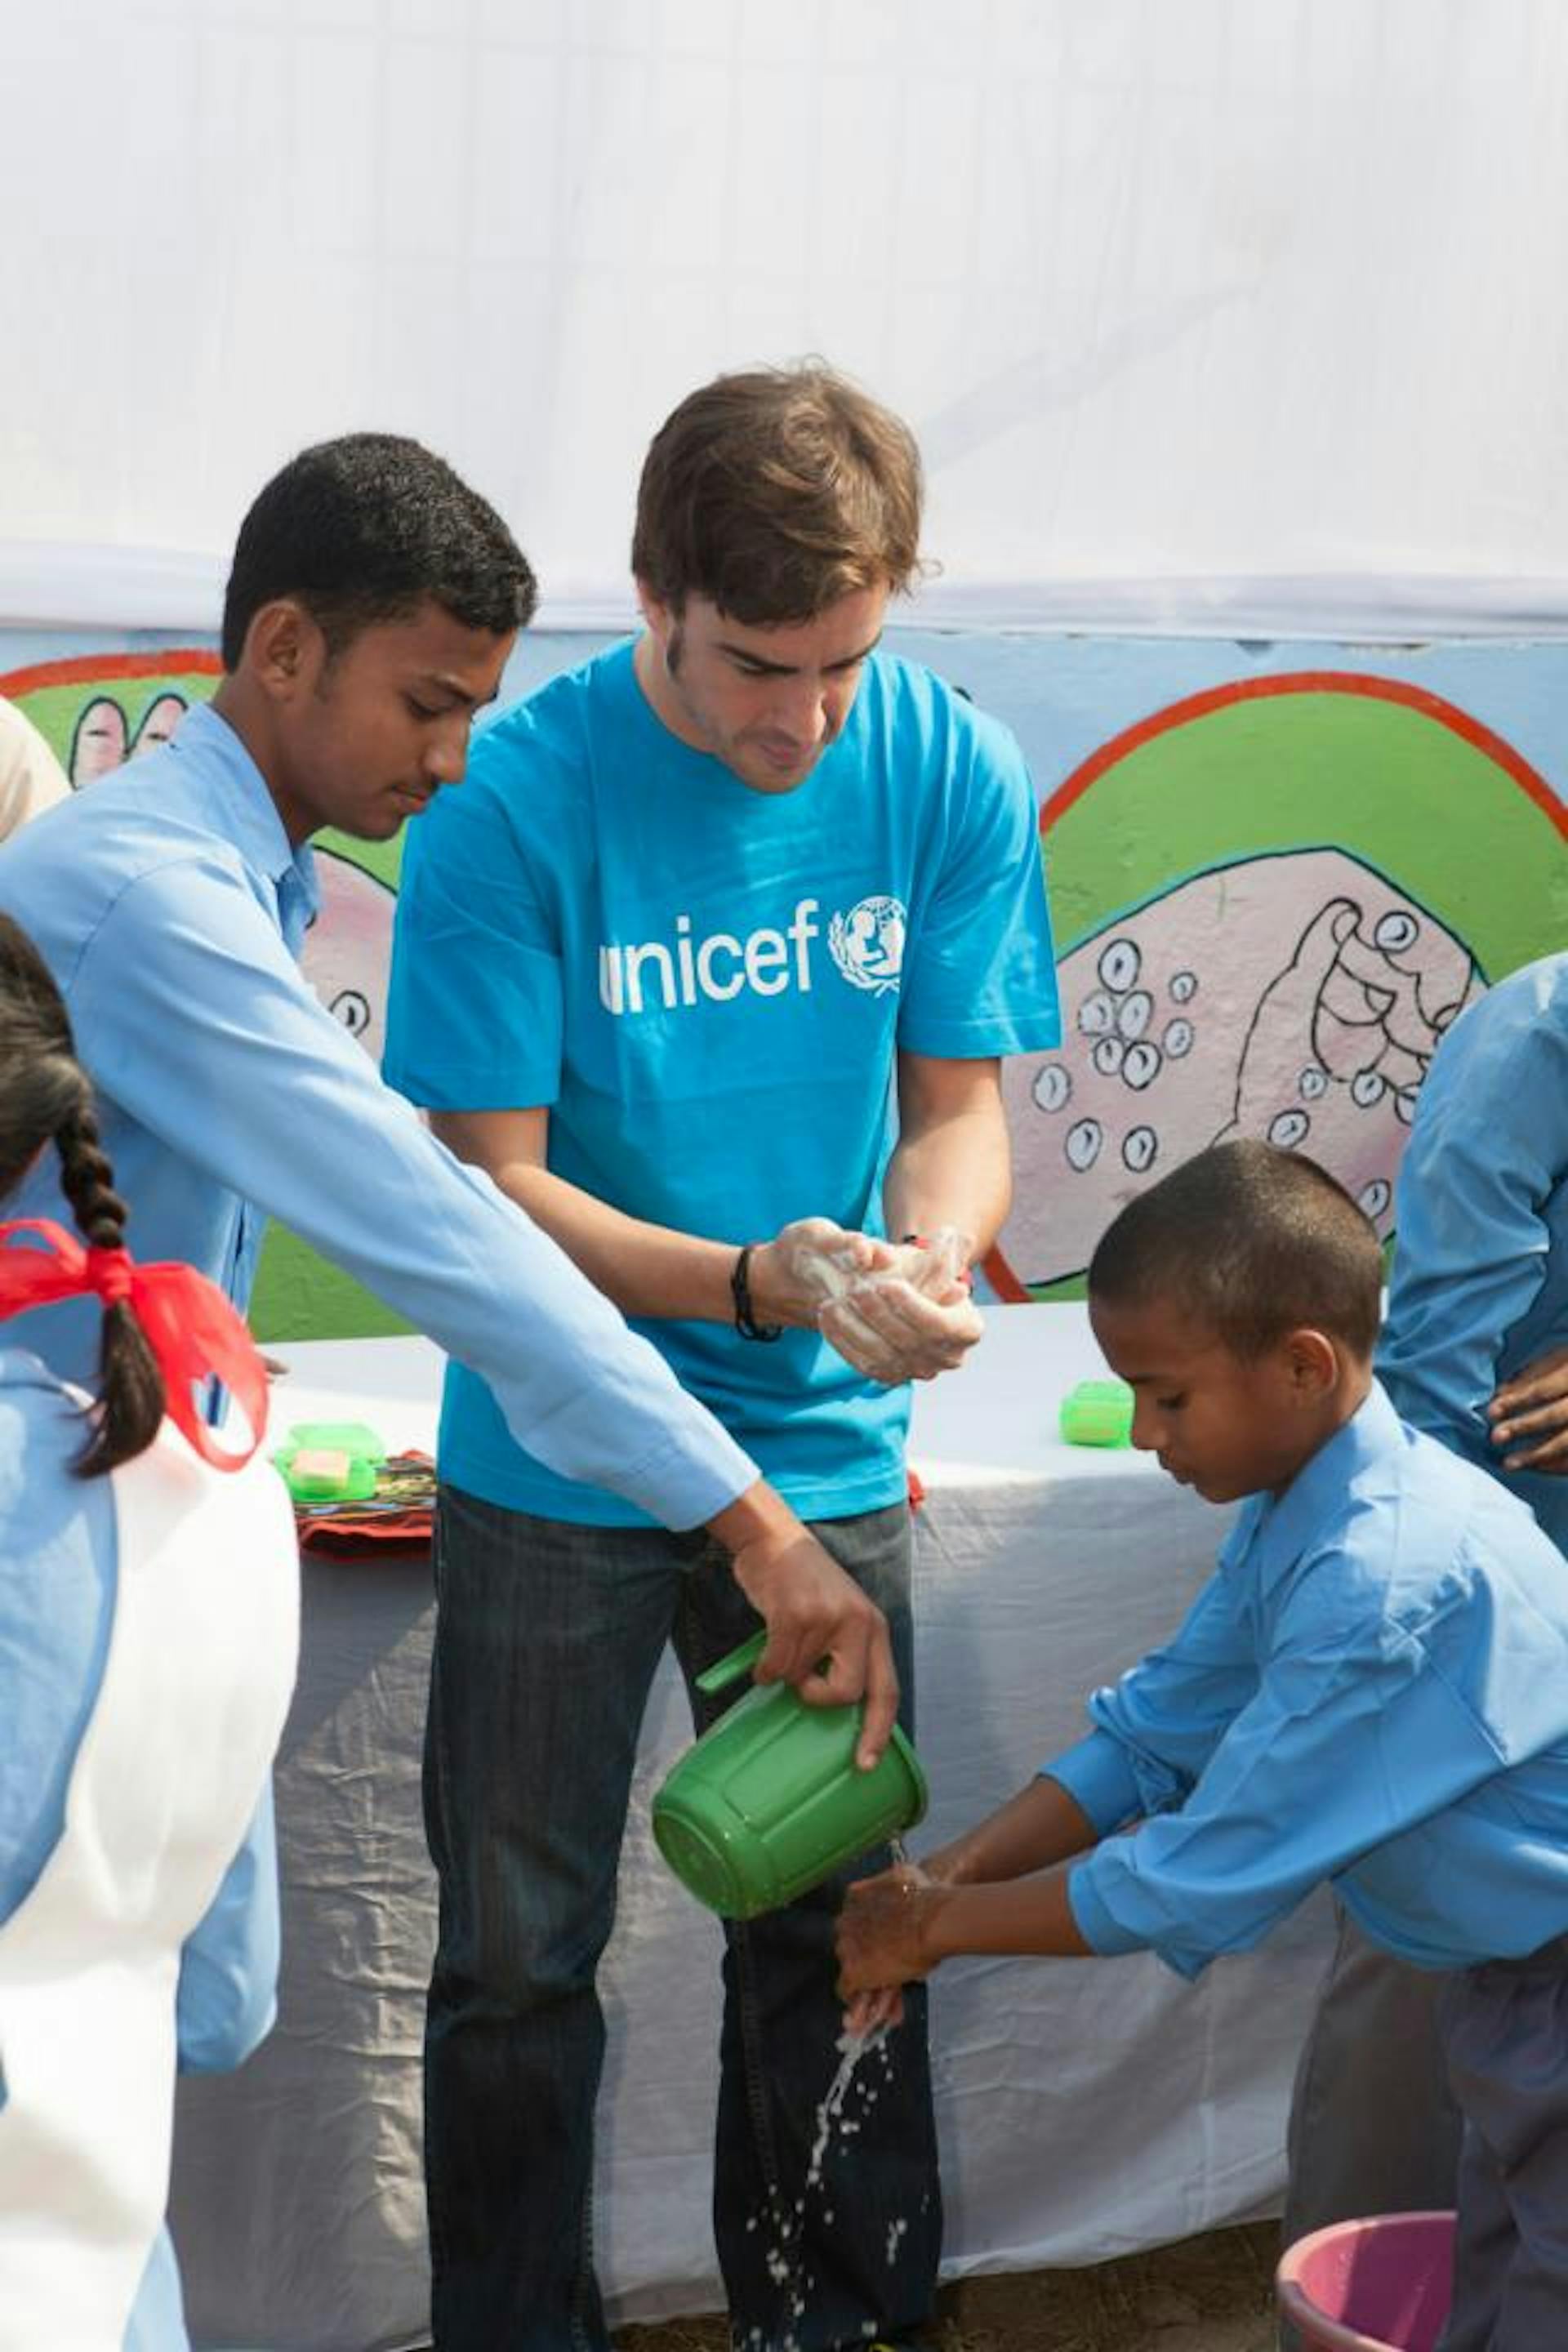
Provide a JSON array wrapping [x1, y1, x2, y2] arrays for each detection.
[[1225, 889, 1472, 1152], [69, 695, 128, 786], [995, 849, 1481, 1292], [69, 690, 189, 786], [298, 850, 397, 1062]]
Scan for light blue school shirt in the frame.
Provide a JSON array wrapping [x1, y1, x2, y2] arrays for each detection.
[[385, 643, 1060, 1525], [0, 1348, 279, 2352], [1379, 951, 1568, 1551], [0, 703, 755, 1530], [1049, 1383, 1568, 1978]]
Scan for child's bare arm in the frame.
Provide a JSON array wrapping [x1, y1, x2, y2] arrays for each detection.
[[922, 1772, 1101, 1888]]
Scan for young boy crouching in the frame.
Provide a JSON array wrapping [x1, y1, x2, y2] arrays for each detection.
[[836, 1138, 1568, 2352]]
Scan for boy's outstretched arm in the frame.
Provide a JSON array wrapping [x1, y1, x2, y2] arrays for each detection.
[[921, 1771, 1101, 1889], [836, 1774, 1102, 2021]]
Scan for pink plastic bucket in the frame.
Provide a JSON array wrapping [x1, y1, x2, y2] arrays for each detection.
[[1276, 2212, 1455, 2352]]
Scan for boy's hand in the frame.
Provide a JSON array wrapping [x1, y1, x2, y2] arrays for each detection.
[[835, 1862, 947, 2016], [1490, 1347, 1568, 1472]]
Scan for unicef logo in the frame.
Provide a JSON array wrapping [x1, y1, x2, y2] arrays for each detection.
[[828, 895, 906, 996]]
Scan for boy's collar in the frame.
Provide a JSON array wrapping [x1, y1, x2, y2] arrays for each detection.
[[1251, 1379, 1401, 1552], [176, 702, 321, 911]]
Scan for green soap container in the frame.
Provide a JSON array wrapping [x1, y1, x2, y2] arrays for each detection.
[[652, 1632, 928, 1921], [1059, 1378, 1134, 1447], [272, 1419, 386, 1503]]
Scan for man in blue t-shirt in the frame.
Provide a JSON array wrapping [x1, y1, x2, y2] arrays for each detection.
[[385, 364, 1061, 2352]]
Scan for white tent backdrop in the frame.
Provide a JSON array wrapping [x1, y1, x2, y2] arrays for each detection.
[[3, 0, 1568, 635]]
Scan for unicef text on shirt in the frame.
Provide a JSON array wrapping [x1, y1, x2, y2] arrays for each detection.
[[597, 896, 907, 1016]]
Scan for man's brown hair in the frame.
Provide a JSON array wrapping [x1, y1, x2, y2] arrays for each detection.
[[631, 363, 924, 625]]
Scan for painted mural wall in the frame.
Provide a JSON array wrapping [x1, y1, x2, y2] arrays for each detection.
[[4, 627, 1566, 1339]]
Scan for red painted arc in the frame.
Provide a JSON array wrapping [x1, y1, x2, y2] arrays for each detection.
[[0, 648, 223, 697], [987, 670, 1565, 1303], [1039, 667, 1566, 838]]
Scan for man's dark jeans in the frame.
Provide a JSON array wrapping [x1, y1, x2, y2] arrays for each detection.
[[422, 1485, 942, 2352]]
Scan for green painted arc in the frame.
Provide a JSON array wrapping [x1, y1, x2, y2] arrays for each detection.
[[1041, 692, 1568, 984]]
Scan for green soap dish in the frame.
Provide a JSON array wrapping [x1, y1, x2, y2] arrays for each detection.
[[272, 1420, 386, 1503], [1059, 1379, 1134, 1448]]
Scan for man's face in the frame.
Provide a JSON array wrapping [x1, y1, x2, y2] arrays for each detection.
[[269, 600, 514, 844], [1089, 1292, 1325, 1505], [634, 583, 888, 795]]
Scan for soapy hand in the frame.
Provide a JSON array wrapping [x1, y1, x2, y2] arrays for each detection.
[[746, 1218, 900, 1329], [836, 1860, 947, 2032], [1490, 1346, 1568, 1473], [817, 1227, 982, 1385]]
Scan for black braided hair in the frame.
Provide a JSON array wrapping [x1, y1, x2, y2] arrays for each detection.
[[0, 913, 163, 1473]]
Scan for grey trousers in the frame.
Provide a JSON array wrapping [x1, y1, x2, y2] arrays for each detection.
[[1435, 1934, 1568, 2352], [1281, 1912, 1568, 2352], [1283, 1905, 1463, 2250]]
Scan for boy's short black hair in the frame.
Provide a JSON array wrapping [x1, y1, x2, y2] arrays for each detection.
[[1088, 1139, 1382, 1360], [220, 432, 537, 670]]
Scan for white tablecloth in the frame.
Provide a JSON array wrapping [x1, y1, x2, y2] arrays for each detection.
[[169, 1306, 1334, 2349]]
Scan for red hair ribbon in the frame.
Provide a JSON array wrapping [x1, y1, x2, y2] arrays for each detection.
[[0, 1218, 269, 1471]]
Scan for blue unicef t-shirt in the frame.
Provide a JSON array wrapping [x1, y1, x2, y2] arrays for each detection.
[[385, 642, 1060, 1525]]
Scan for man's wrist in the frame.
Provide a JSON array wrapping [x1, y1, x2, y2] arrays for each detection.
[[730, 1243, 784, 1341]]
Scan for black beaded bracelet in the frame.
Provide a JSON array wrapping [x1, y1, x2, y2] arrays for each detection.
[[730, 1244, 783, 1342]]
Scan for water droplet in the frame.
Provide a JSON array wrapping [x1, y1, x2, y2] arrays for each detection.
[[1374, 909, 1419, 952], [1116, 989, 1154, 1040], [1066, 1118, 1103, 1172], [1268, 1108, 1311, 1148], [1098, 937, 1141, 993]]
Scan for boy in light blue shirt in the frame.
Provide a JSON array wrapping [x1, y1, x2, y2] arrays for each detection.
[[0, 431, 900, 1733], [840, 1141, 1568, 2352], [1285, 951, 1568, 2256]]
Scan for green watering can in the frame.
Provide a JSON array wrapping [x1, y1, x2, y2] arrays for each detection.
[[652, 1629, 928, 1922]]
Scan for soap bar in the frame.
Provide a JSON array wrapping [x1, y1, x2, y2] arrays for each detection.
[[1059, 1379, 1134, 1447], [288, 1446, 354, 1498], [273, 1419, 385, 1503]]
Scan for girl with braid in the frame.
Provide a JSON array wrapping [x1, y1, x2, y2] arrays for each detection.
[[0, 911, 299, 2351]]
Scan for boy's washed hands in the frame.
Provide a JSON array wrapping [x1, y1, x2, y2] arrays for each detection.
[[1490, 1347, 1568, 1472], [708, 1481, 899, 1770], [836, 1860, 951, 2034]]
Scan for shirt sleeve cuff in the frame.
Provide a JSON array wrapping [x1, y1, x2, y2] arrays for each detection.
[[1067, 1842, 1214, 1982], [1065, 1857, 1149, 1957], [1042, 1731, 1144, 1834]]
